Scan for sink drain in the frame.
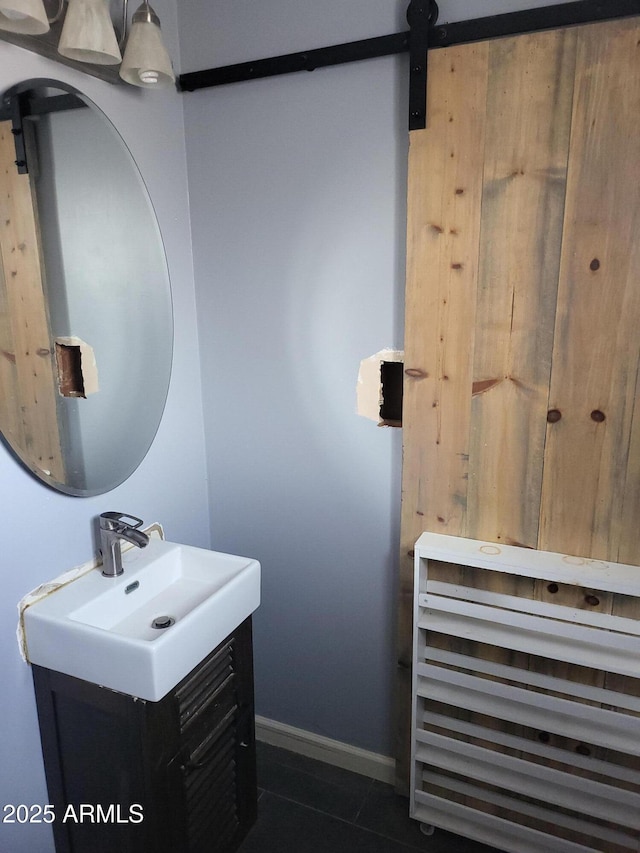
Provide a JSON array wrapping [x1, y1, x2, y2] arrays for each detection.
[[151, 616, 175, 630]]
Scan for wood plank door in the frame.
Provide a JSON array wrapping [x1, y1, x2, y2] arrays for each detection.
[[0, 121, 64, 483], [397, 13, 640, 823]]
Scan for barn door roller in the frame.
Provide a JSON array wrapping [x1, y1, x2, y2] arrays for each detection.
[[407, 0, 438, 130]]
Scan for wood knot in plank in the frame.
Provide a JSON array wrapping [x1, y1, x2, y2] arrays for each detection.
[[503, 538, 534, 549], [472, 377, 501, 396], [404, 367, 428, 379]]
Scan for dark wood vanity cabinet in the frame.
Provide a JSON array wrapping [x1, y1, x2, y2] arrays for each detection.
[[32, 618, 257, 853]]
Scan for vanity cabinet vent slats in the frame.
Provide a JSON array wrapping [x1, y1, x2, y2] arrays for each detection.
[[183, 708, 239, 853], [410, 534, 640, 853], [177, 641, 235, 732]]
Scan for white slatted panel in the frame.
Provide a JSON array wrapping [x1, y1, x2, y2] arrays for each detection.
[[421, 597, 640, 677], [412, 533, 640, 595], [417, 665, 639, 754], [419, 712, 640, 785], [411, 533, 640, 853], [413, 791, 600, 853], [423, 646, 640, 713], [422, 582, 640, 636], [420, 771, 637, 849], [416, 733, 640, 829]]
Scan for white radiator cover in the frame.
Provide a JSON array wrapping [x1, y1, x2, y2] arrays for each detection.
[[410, 533, 640, 853]]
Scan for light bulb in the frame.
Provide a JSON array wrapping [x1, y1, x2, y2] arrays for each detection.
[[119, 2, 174, 89], [139, 69, 159, 84]]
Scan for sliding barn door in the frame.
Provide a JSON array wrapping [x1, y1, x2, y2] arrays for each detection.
[[397, 12, 640, 814], [0, 122, 64, 482]]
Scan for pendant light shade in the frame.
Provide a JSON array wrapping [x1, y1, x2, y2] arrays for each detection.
[[0, 0, 49, 34], [58, 0, 121, 65], [119, 2, 174, 88], [0, 0, 175, 90]]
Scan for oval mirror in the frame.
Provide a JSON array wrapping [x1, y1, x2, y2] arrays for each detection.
[[0, 79, 173, 496]]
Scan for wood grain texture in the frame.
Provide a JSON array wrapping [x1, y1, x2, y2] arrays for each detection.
[[0, 230, 23, 447], [402, 42, 489, 537], [399, 17, 640, 841], [0, 121, 64, 482], [396, 42, 489, 791], [468, 29, 576, 548], [539, 18, 640, 562]]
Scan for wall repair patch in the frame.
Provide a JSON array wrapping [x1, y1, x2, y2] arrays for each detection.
[[356, 348, 404, 426]]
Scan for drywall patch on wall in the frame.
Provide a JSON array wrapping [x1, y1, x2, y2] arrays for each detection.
[[357, 348, 404, 426], [55, 336, 98, 397]]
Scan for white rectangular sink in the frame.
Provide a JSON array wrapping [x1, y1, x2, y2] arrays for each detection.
[[23, 539, 260, 701]]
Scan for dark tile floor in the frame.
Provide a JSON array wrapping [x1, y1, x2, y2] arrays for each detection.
[[237, 743, 501, 853]]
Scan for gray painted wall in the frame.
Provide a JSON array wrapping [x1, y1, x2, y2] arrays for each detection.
[[181, 1, 407, 756], [179, 0, 585, 756], [0, 4, 210, 851]]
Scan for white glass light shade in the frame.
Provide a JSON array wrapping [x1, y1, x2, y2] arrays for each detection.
[[0, 0, 49, 34], [119, 3, 174, 89], [58, 0, 121, 65]]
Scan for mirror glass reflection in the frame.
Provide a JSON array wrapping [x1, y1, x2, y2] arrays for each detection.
[[0, 79, 173, 495]]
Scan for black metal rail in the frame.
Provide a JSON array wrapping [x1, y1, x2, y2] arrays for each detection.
[[430, 0, 640, 48], [179, 31, 411, 91], [1, 82, 87, 175], [178, 0, 640, 130]]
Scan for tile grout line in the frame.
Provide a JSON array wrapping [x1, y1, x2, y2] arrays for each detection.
[[352, 775, 376, 825], [256, 746, 453, 852], [260, 790, 432, 853]]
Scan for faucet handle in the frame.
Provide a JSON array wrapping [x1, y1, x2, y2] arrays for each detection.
[[99, 511, 145, 531]]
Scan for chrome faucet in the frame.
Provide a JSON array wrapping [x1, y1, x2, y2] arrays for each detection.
[[99, 512, 149, 577]]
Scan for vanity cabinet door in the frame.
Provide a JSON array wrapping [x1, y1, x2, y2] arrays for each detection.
[[32, 664, 172, 853], [172, 617, 257, 852], [32, 618, 256, 853]]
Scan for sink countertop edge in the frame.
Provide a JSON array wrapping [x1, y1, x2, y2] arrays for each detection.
[[22, 543, 261, 702]]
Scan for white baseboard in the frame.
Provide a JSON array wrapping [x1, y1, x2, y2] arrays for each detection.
[[254, 715, 396, 785]]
